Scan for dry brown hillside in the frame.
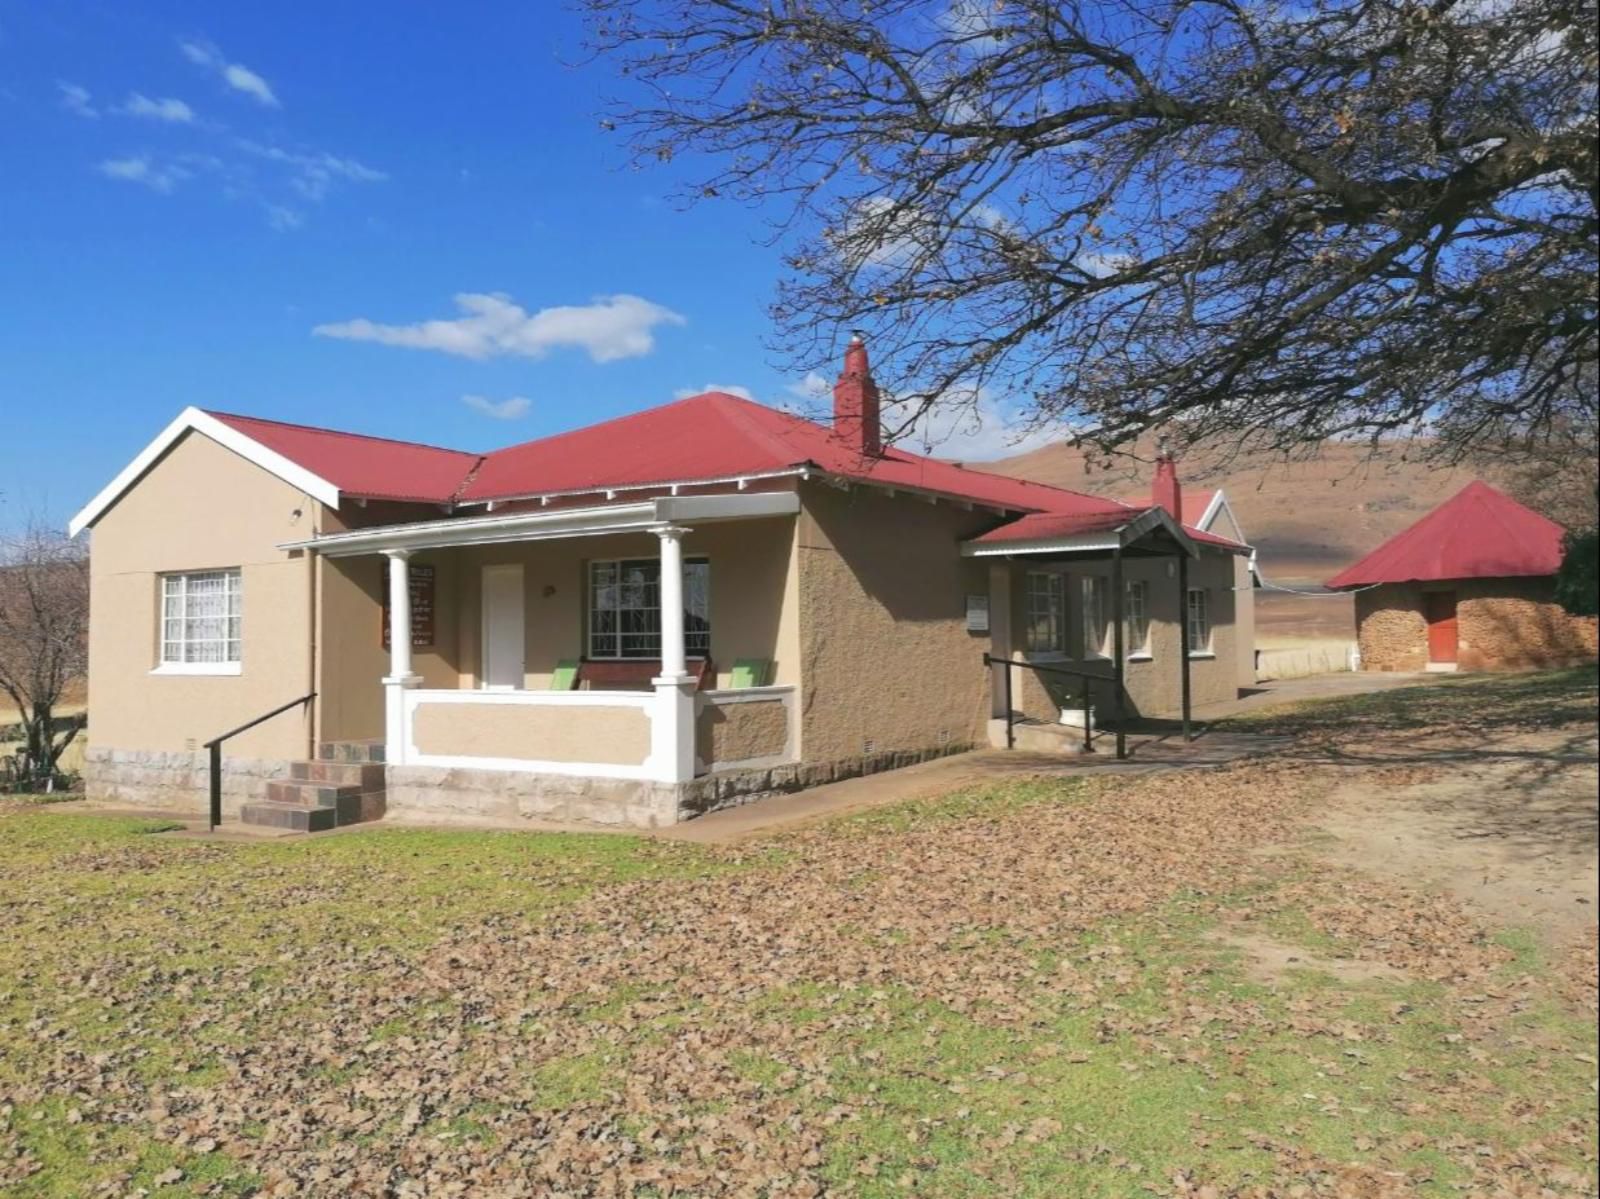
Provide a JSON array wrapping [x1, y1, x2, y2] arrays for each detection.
[[983, 440, 1480, 644]]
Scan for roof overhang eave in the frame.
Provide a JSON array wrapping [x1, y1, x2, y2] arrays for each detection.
[[962, 507, 1207, 558], [280, 490, 801, 558]]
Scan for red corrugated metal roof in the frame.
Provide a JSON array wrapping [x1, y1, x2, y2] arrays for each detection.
[[458, 391, 1121, 516], [205, 411, 482, 505], [1327, 481, 1567, 588], [201, 393, 1246, 550], [970, 507, 1248, 550]]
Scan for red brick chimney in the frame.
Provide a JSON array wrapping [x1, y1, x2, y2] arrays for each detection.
[[1152, 440, 1182, 522], [833, 331, 882, 456]]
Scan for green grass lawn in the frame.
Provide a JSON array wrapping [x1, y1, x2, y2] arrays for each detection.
[[2, 669, 1596, 1197]]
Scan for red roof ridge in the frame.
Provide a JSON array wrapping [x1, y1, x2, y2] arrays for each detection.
[[697, 392, 826, 469], [204, 409, 481, 459]]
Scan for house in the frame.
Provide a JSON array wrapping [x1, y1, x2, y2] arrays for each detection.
[[1180, 488, 1258, 685], [1328, 481, 1597, 672], [68, 337, 1253, 830]]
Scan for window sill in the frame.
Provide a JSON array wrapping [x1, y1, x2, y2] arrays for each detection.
[[1126, 653, 1154, 663], [1187, 651, 1217, 661], [150, 662, 241, 677]]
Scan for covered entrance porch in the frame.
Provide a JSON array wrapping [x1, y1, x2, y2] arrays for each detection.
[[966, 507, 1239, 759], [291, 491, 805, 825]]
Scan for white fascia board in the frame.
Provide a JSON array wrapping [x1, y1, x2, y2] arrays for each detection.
[[281, 490, 801, 557], [962, 536, 1124, 557], [68, 406, 340, 537], [656, 491, 799, 523]]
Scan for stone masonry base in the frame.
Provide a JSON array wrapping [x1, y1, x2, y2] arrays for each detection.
[[85, 741, 974, 830], [83, 746, 293, 818]]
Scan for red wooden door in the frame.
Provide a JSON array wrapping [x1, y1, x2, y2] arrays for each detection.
[[1423, 591, 1458, 663]]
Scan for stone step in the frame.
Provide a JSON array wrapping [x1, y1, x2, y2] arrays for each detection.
[[317, 739, 386, 764], [266, 778, 387, 825], [988, 716, 1094, 755], [289, 760, 387, 789], [239, 800, 339, 833]]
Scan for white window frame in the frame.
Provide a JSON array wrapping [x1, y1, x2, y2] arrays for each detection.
[[1023, 570, 1068, 656], [587, 556, 710, 660], [1080, 575, 1110, 659], [154, 569, 242, 675], [1126, 579, 1152, 660], [1186, 587, 1214, 657]]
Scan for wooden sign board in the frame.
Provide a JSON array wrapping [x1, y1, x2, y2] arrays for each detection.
[[381, 563, 436, 649]]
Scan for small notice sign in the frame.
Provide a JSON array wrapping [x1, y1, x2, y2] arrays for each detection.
[[382, 563, 436, 649], [965, 593, 990, 634]]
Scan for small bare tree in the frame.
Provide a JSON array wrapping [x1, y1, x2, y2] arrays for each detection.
[[0, 519, 89, 792]]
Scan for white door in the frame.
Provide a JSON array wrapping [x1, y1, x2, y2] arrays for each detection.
[[481, 565, 525, 690]]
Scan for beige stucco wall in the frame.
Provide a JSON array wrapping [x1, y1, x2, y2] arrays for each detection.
[[998, 548, 1243, 723], [85, 430, 319, 760], [451, 517, 800, 690], [1200, 502, 1258, 684], [697, 696, 792, 767], [1357, 578, 1598, 671], [797, 483, 994, 764], [411, 700, 651, 765]]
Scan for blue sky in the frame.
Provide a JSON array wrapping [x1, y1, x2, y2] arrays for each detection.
[[8, 1, 1005, 532]]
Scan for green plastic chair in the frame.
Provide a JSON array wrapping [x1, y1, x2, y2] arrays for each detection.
[[730, 658, 769, 688], [549, 660, 580, 691]]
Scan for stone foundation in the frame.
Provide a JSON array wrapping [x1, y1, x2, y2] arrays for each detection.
[[83, 746, 293, 817], [388, 742, 975, 829]]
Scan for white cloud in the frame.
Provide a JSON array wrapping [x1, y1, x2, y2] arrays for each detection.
[[97, 155, 188, 193], [1075, 251, 1138, 279], [265, 204, 304, 231], [120, 93, 195, 123], [461, 395, 533, 420], [314, 293, 687, 363], [236, 139, 387, 200], [674, 383, 755, 401], [58, 81, 97, 118], [900, 387, 1059, 461], [180, 38, 279, 107]]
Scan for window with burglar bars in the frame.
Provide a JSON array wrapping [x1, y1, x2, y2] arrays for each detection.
[[1186, 587, 1212, 653], [1126, 580, 1151, 656], [1024, 571, 1066, 653], [588, 558, 710, 659], [160, 569, 241, 666]]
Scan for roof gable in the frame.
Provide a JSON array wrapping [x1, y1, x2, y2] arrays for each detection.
[[1327, 481, 1567, 588], [69, 408, 343, 537]]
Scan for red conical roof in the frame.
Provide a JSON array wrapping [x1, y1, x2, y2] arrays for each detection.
[[1327, 481, 1568, 588]]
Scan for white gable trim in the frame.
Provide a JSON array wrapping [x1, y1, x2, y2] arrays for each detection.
[[67, 407, 341, 537]]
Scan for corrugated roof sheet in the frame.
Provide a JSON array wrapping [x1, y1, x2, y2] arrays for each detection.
[[1327, 481, 1567, 588], [205, 412, 482, 505]]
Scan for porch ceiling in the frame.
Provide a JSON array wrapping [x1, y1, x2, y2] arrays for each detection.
[[280, 490, 800, 557]]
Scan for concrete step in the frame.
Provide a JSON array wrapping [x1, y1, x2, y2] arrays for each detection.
[[289, 760, 386, 789], [988, 716, 1095, 756], [317, 739, 386, 764], [240, 800, 339, 833]]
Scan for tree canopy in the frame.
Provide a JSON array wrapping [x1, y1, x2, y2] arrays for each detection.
[[585, 0, 1598, 458]]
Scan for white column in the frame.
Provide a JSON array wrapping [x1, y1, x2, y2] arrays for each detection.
[[651, 525, 696, 783], [655, 525, 691, 682], [382, 549, 422, 764]]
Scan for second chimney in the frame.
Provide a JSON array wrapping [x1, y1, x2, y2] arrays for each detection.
[[1152, 441, 1182, 523], [833, 332, 882, 457]]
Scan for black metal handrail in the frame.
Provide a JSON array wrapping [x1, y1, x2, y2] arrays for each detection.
[[981, 654, 1126, 759], [202, 692, 316, 831]]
